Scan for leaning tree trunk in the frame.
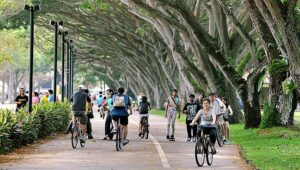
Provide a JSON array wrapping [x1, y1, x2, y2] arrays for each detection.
[[224, 82, 243, 123]]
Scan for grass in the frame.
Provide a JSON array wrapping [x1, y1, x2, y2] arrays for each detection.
[[151, 109, 300, 170]]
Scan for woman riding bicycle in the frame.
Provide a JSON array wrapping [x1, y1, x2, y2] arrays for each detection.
[[190, 98, 217, 154]]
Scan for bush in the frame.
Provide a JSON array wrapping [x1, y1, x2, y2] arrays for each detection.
[[0, 102, 71, 154], [260, 101, 280, 128]]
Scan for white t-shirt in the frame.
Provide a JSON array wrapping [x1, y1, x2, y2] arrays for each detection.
[[210, 98, 225, 116]]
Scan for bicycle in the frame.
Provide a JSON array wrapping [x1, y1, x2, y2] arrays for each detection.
[[71, 116, 87, 149], [115, 118, 123, 151], [194, 124, 216, 167], [216, 114, 225, 147], [140, 117, 149, 139]]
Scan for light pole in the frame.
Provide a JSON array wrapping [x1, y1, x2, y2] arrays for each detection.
[[58, 29, 68, 102], [69, 40, 73, 98], [24, 4, 40, 112], [66, 40, 70, 100], [49, 21, 63, 102]]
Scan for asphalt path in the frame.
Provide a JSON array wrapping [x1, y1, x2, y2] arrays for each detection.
[[0, 106, 252, 170]]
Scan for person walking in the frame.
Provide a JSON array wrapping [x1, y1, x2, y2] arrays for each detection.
[[183, 94, 201, 142], [165, 89, 181, 141], [15, 88, 28, 112], [48, 89, 54, 102], [222, 98, 233, 144], [103, 89, 114, 140], [41, 92, 49, 103], [32, 92, 40, 105]]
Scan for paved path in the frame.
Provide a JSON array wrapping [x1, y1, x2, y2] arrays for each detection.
[[0, 107, 252, 170]]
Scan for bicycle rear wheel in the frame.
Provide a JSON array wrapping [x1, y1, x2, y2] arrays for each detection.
[[144, 118, 149, 139], [195, 140, 205, 167], [206, 142, 214, 165], [216, 125, 224, 147], [71, 126, 78, 149]]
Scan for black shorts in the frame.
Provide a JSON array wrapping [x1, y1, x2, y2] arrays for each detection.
[[112, 115, 128, 126]]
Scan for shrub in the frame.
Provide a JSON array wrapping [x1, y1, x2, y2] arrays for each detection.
[[0, 102, 71, 154]]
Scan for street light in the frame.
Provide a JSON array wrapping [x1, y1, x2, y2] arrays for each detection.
[[49, 20, 63, 102], [24, 4, 40, 112], [58, 29, 68, 102]]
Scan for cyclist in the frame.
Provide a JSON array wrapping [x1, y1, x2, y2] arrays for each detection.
[[70, 85, 92, 143], [222, 98, 233, 144], [190, 98, 217, 154], [111, 87, 132, 146], [165, 89, 181, 141], [137, 96, 151, 137], [209, 93, 226, 140], [183, 94, 201, 142]]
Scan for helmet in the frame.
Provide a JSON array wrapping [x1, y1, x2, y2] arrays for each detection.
[[78, 85, 87, 90]]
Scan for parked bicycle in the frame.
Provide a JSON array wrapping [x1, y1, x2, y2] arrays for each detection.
[[140, 117, 149, 139], [71, 116, 87, 149], [194, 124, 216, 167]]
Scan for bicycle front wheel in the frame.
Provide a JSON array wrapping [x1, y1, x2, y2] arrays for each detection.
[[216, 125, 224, 147], [206, 143, 214, 165], [71, 127, 78, 149], [195, 140, 205, 167]]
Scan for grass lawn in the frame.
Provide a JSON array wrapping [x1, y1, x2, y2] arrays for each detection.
[[150, 109, 300, 170]]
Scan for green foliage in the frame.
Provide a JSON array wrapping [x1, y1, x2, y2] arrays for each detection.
[[268, 58, 289, 76], [282, 77, 297, 95], [0, 102, 71, 154], [236, 53, 251, 76], [256, 46, 265, 61], [231, 124, 300, 170], [260, 101, 280, 128]]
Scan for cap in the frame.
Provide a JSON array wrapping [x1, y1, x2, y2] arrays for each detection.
[[78, 85, 87, 90]]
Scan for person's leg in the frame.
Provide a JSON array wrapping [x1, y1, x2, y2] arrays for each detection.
[[225, 121, 230, 142], [210, 128, 217, 145], [112, 116, 118, 131], [186, 119, 192, 140], [65, 120, 73, 133], [167, 110, 172, 138], [80, 114, 87, 138], [170, 111, 177, 138], [139, 116, 143, 136], [104, 111, 111, 136]]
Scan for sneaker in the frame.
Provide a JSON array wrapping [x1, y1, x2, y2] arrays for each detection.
[[111, 129, 117, 133], [170, 135, 175, 141], [226, 140, 231, 144], [139, 132, 142, 137], [166, 135, 170, 139], [192, 137, 196, 142], [88, 135, 93, 139], [122, 139, 129, 146], [80, 139, 85, 143], [187, 138, 191, 142]]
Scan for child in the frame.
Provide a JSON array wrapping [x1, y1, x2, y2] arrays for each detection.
[[183, 94, 201, 142], [138, 96, 151, 136]]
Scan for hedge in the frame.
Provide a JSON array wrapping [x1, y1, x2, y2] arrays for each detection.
[[0, 102, 71, 154]]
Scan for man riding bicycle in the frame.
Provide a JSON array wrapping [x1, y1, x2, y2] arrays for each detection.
[[190, 98, 217, 154], [111, 87, 132, 146], [70, 85, 92, 143]]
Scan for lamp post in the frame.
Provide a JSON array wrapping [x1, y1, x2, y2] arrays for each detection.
[[66, 40, 70, 100], [49, 21, 63, 102], [24, 4, 40, 112], [58, 29, 68, 102], [69, 40, 73, 98]]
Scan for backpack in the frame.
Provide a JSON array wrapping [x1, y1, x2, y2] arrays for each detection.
[[113, 95, 126, 109]]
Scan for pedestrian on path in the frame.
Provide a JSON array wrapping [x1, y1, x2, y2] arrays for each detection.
[[15, 88, 28, 112], [48, 89, 54, 102], [222, 97, 233, 144], [32, 92, 40, 105], [41, 91, 49, 103], [165, 89, 181, 141], [183, 94, 201, 142], [103, 89, 114, 140]]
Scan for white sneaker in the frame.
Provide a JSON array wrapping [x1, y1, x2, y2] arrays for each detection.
[[111, 129, 117, 133]]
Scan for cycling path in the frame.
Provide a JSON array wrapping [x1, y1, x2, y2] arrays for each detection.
[[0, 107, 252, 170]]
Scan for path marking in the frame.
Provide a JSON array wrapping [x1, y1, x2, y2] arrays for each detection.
[[129, 119, 170, 168]]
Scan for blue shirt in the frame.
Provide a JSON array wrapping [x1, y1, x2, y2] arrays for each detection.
[[97, 97, 104, 106], [48, 95, 54, 102], [111, 94, 131, 116]]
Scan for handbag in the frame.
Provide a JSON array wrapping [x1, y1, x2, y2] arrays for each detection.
[[87, 111, 94, 119]]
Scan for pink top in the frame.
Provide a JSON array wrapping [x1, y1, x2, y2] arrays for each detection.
[[32, 97, 40, 105]]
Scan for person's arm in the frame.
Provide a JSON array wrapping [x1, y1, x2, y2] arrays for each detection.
[[177, 100, 181, 119], [15, 96, 21, 104], [165, 98, 169, 118], [87, 96, 92, 112], [148, 103, 152, 111], [228, 105, 233, 116], [211, 111, 216, 125], [219, 99, 226, 113], [190, 110, 201, 125], [183, 104, 188, 114], [128, 96, 132, 115]]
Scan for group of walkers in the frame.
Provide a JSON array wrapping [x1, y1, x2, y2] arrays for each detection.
[[14, 88, 55, 112]]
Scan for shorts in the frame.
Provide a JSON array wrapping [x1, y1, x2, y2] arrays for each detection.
[[112, 115, 128, 126], [139, 114, 149, 121], [73, 111, 87, 125]]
